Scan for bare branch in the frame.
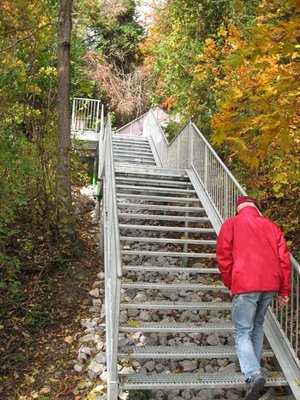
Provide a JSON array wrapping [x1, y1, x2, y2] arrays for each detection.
[[0, 23, 55, 54]]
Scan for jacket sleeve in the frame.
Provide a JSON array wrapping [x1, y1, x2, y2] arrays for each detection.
[[276, 227, 291, 296], [216, 219, 234, 289]]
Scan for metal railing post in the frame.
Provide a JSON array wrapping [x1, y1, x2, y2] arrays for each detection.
[[204, 145, 208, 188], [189, 119, 193, 167]]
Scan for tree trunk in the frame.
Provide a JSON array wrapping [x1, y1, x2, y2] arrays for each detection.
[[56, 0, 75, 244]]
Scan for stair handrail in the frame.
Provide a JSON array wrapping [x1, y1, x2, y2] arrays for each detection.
[[145, 108, 300, 377], [71, 97, 102, 132], [103, 113, 122, 397], [98, 104, 105, 180]]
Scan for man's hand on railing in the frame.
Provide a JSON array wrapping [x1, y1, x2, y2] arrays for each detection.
[[277, 295, 289, 309]]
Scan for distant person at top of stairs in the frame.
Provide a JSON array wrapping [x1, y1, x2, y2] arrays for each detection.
[[216, 195, 291, 400]]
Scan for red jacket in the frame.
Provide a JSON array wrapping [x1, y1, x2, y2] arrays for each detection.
[[216, 207, 291, 296]]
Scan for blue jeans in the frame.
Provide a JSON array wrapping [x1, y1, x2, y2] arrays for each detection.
[[232, 291, 276, 380]]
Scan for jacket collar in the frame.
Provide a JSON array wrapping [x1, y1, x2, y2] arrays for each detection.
[[238, 206, 260, 216]]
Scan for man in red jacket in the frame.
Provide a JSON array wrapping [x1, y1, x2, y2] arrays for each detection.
[[216, 195, 291, 400]]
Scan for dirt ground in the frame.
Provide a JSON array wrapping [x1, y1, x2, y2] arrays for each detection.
[[0, 197, 102, 400]]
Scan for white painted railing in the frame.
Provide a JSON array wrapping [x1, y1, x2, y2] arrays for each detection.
[[71, 98, 102, 140]]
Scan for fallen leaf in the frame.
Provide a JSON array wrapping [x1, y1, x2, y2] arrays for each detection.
[[40, 386, 51, 394], [64, 335, 74, 344], [127, 318, 140, 328]]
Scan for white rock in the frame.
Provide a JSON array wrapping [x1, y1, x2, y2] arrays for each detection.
[[89, 288, 100, 298], [120, 366, 135, 374], [97, 272, 105, 280], [155, 363, 166, 373], [194, 389, 214, 400], [80, 346, 92, 355], [78, 352, 88, 361], [206, 333, 220, 346], [219, 362, 237, 373], [204, 364, 215, 373], [181, 360, 197, 372], [181, 389, 193, 400], [80, 333, 95, 343], [88, 360, 103, 374], [139, 311, 152, 322], [95, 352, 106, 364], [74, 363, 83, 373], [143, 361, 155, 372]]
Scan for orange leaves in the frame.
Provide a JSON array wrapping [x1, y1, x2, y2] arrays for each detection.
[[161, 96, 176, 112], [210, 1, 300, 229]]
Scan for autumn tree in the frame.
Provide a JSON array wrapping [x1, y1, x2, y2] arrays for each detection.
[[73, 0, 149, 125], [141, 0, 259, 133], [195, 0, 300, 250], [143, 0, 299, 252]]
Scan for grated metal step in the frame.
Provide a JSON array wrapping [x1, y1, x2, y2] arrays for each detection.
[[117, 204, 205, 213], [122, 265, 219, 274], [121, 282, 225, 291], [118, 345, 274, 359], [120, 237, 216, 245], [119, 321, 232, 333], [114, 154, 155, 161], [120, 300, 231, 310], [119, 224, 214, 233], [115, 160, 157, 166], [114, 166, 188, 179], [116, 184, 196, 195], [113, 137, 149, 144], [121, 250, 216, 258], [113, 148, 153, 154], [113, 140, 151, 146], [119, 372, 287, 390], [115, 176, 193, 187], [117, 194, 200, 203], [113, 147, 152, 153], [118, 213, 209, 223]]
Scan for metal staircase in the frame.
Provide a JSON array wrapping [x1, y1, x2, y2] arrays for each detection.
[[71, 99, 300, 400], [114, 164, 285, 393]]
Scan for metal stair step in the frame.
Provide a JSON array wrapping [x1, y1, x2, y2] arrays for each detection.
[[121, 250, 216, 258], [114, 166, 188, 179], [120, 300, 230, 310], [113, 141, 151, 146], [119, 224, 214, 233], [121, 282, 225, 291], [120, 237, 216, 245], [113, 137, 149, 144], [114, 154, 155, 161], [115, 176, 193, 187], [122, 265, 219, 273], [113, 147, 151, 152], [117, 204, 205, 213], [120, 321, 232, 333], [114, 150, 152, 156], [116, 184, 196, 195], [115, 161, 157, 166], [119, 372, 287, 390], [118, 345, 274, 359], [114, 158, 156, 164], [118, 213, 210, 223], [117, 194, 201, 203], [113, 147, 152, 153]]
